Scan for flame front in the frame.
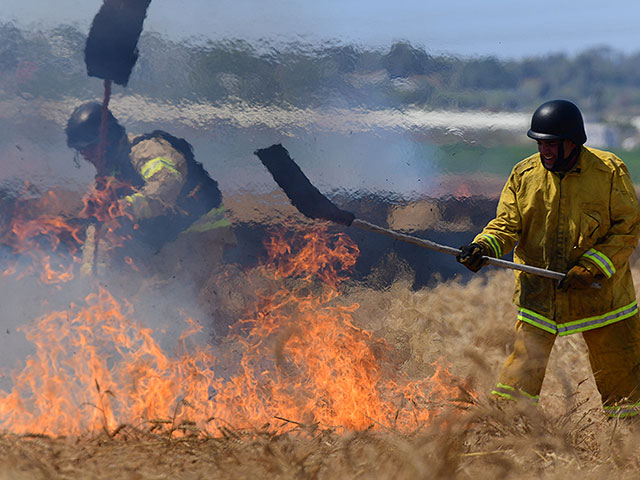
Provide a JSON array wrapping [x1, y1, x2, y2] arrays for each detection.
[[0, 226, 472, 436], [1, 187, 82, 284], [1, 179, 135, 283]]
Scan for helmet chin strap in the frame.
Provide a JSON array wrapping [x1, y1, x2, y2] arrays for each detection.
[[545, 144, 581, 172]]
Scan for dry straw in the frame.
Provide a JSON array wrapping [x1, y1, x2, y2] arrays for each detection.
[[3, 255, 640, 479]]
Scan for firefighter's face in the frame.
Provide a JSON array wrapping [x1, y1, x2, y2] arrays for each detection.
[[537, 139, 576, 170]]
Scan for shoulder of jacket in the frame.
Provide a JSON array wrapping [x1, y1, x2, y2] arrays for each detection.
[[130, 133, 182, 156], [583, 147, 629, 175], [512, 153, 540, 176], [129, 133, 162, 152], [130, 132, 164, 147]]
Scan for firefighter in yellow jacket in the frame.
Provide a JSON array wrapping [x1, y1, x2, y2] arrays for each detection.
[[65, 101, 236, 287], [457, 99, 640, 417]]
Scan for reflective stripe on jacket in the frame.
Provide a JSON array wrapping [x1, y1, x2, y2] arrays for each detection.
[[474, 147, 640, 334], [182, 205, 231, 234], [125, 134, 188, 221]]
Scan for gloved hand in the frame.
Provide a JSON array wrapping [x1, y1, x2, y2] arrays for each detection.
[[456, 243, 487, 272], [558, 264, 599, 291]]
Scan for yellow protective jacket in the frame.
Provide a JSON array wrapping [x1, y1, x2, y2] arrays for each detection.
[[474, 147, 640, 336], [124, 133, 189, 220], [123, 132, 233, 247]]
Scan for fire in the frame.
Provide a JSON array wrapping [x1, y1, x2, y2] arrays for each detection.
[[1, 178, 135, 283], [78, 176, 135, 250], [1, 187, 83, 284], [454, 182, 471, 199], [0, 226, 473, 437]]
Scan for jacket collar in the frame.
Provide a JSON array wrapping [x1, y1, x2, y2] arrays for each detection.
[[552, 146, 587, 177]]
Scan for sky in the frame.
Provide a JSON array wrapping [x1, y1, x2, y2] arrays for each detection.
[[4, 0, 640, 59]]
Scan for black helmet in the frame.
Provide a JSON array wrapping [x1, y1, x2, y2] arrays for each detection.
[[65, 101, 125, 150], [527, 99, 587, 145]]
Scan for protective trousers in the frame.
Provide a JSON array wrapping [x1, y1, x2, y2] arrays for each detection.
[[492, 313, 640, 417]]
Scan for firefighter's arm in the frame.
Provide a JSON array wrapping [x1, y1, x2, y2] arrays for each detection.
[[472, 170, 521, 259], [579, 164, 640, 279], [122, 138, 188, 221]]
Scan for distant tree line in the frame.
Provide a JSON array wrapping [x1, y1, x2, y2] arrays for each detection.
[[2, 22, 640, 118]]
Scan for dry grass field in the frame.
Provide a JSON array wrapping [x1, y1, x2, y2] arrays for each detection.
[[3, 232, 640, 479]]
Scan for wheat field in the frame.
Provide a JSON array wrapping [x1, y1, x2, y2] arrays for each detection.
[[2, 252, 640, 479]]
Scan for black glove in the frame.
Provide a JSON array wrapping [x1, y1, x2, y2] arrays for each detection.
[[457, 243, 487, 272]]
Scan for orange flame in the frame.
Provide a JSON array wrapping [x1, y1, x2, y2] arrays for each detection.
[[1, 178, 137, 283], [1, 191, 83, 284], [455, 182, 471, 199], [0, 227, 473, 436], [77, 176, 136, 249]]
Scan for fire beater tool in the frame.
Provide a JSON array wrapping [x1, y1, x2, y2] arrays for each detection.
[[85, 0, 152, 87], [84, 0, 153, 165], [254, 143, 566, 282], [83, 0, 152, 276]]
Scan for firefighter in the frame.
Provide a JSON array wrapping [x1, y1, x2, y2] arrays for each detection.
[[457, 99, 640, 418], [65, 101, 236, 288]]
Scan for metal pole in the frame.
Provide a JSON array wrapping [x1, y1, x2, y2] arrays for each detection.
[[351, 219, 566, 282]]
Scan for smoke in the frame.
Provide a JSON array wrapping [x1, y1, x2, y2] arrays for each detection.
[[0, 22, 510, 413]]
